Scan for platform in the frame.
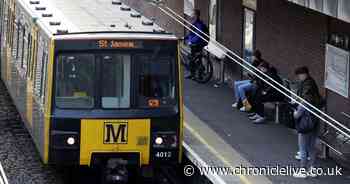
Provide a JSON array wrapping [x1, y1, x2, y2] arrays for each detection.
[[183, 79, 350, 184]]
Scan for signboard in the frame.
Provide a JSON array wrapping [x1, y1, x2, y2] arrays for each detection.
[[325, 44, 350, 98], [96, 40, 136, 49]]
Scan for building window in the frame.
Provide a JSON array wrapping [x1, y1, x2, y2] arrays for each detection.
[[243, 8, 255, 64], [209, 0, 218, 41]]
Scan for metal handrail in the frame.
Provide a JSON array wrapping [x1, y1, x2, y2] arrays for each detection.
[[153, 3, 350, 140]]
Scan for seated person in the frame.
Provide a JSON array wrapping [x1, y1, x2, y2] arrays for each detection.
[[237, 61, 270, 112], [232, 50, 262, 108], [248, 66, 285, 124]]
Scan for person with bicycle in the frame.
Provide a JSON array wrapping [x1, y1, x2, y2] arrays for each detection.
[[184, 9, 209, 80]]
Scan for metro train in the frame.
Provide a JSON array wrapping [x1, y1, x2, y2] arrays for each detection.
[[0, 0, 183, 183]]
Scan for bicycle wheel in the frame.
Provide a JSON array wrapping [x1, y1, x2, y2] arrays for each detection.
[[194, 52, 213, 84]]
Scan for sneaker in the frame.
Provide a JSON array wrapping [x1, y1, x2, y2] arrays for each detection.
[[247, 112, 256, 117], [240, 106, 246, 112], [249, 114, 260, 120], [295, 153, 311, 161], [293, 170, 307, 178], [253, 116, 266, 124], [232, 102, 238, 108]]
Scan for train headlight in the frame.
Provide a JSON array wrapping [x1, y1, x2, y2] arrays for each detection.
[[67, 137, 75, 145], [153, 134, 178, 148], [155, 137, 163, 145]]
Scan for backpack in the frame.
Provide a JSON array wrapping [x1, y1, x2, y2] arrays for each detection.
[[297, 111, 318, 134]]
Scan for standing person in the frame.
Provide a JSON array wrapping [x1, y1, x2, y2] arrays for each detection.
[[292, 66, 321, 178], [184, 9, 209, 79], [232, 50, 262, 108]]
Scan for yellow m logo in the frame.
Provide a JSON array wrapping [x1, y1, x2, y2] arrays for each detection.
[[104, 122, 128, 144]]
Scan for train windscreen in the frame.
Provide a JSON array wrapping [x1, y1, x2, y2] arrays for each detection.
[[55, 54, 95, 109], [54, 49, 177, 109]]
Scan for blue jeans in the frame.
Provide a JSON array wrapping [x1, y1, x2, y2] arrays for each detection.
[[298, 131, 317, 169], [238, 82, 257, 101], [233, 80, 250, 101]]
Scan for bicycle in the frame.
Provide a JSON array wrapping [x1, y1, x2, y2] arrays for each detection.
[[179, 39, 213, 84]]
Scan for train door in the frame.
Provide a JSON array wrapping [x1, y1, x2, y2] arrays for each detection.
[[26, 26, 38, 130]]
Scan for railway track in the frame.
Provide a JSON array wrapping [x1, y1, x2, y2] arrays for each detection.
[[0, 81, 63, 184]]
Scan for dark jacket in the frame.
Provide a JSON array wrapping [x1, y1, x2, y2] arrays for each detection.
[[297, 76, 321, 108], [294, 76, 321, 133], [255, 67, 284, 101], [185, 19, 208, 47]]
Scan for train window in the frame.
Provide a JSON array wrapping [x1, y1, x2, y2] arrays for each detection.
[[38, 50, 45, 96], [10, 10, 14, 47], [136, 54, 176, 107], [41, 52, 48, 102], [26, 34, 32, 76], [0, 1, 3, 35], [21, 27, 26, 69], [55, 54, 95, 109], [16, 24, 23, 63], [15, 23, 20, 60], [34, 39, 44, 97], [101, 54, 131, 108], [12, 21, 18, 59], [6, 7, 9, 44], [31, 38, 38, 80]]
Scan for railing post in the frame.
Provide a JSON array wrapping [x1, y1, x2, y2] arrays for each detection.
[[275, 102, 280, 124], [219, 57, 225, 84]]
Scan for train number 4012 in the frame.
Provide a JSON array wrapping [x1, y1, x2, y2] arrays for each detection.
[[155, 151, 172, 158]]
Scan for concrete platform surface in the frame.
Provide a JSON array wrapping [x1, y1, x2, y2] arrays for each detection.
[[183, 78, 350, 184]]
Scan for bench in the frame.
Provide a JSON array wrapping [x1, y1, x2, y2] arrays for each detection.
[[264, 77, 294, 124]]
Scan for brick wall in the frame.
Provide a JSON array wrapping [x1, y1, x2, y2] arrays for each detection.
[[122, 0, 184, 37], [220, 0, 243, 83], [256, 0, 328, 91]]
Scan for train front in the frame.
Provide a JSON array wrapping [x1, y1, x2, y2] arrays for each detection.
[[49, 34, 183, 182]]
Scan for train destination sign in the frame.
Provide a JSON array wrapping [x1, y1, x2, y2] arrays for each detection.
[[97, 40, 136, 49]]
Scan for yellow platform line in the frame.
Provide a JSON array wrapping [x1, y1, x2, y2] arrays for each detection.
[[185, 122, 252, 184]]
